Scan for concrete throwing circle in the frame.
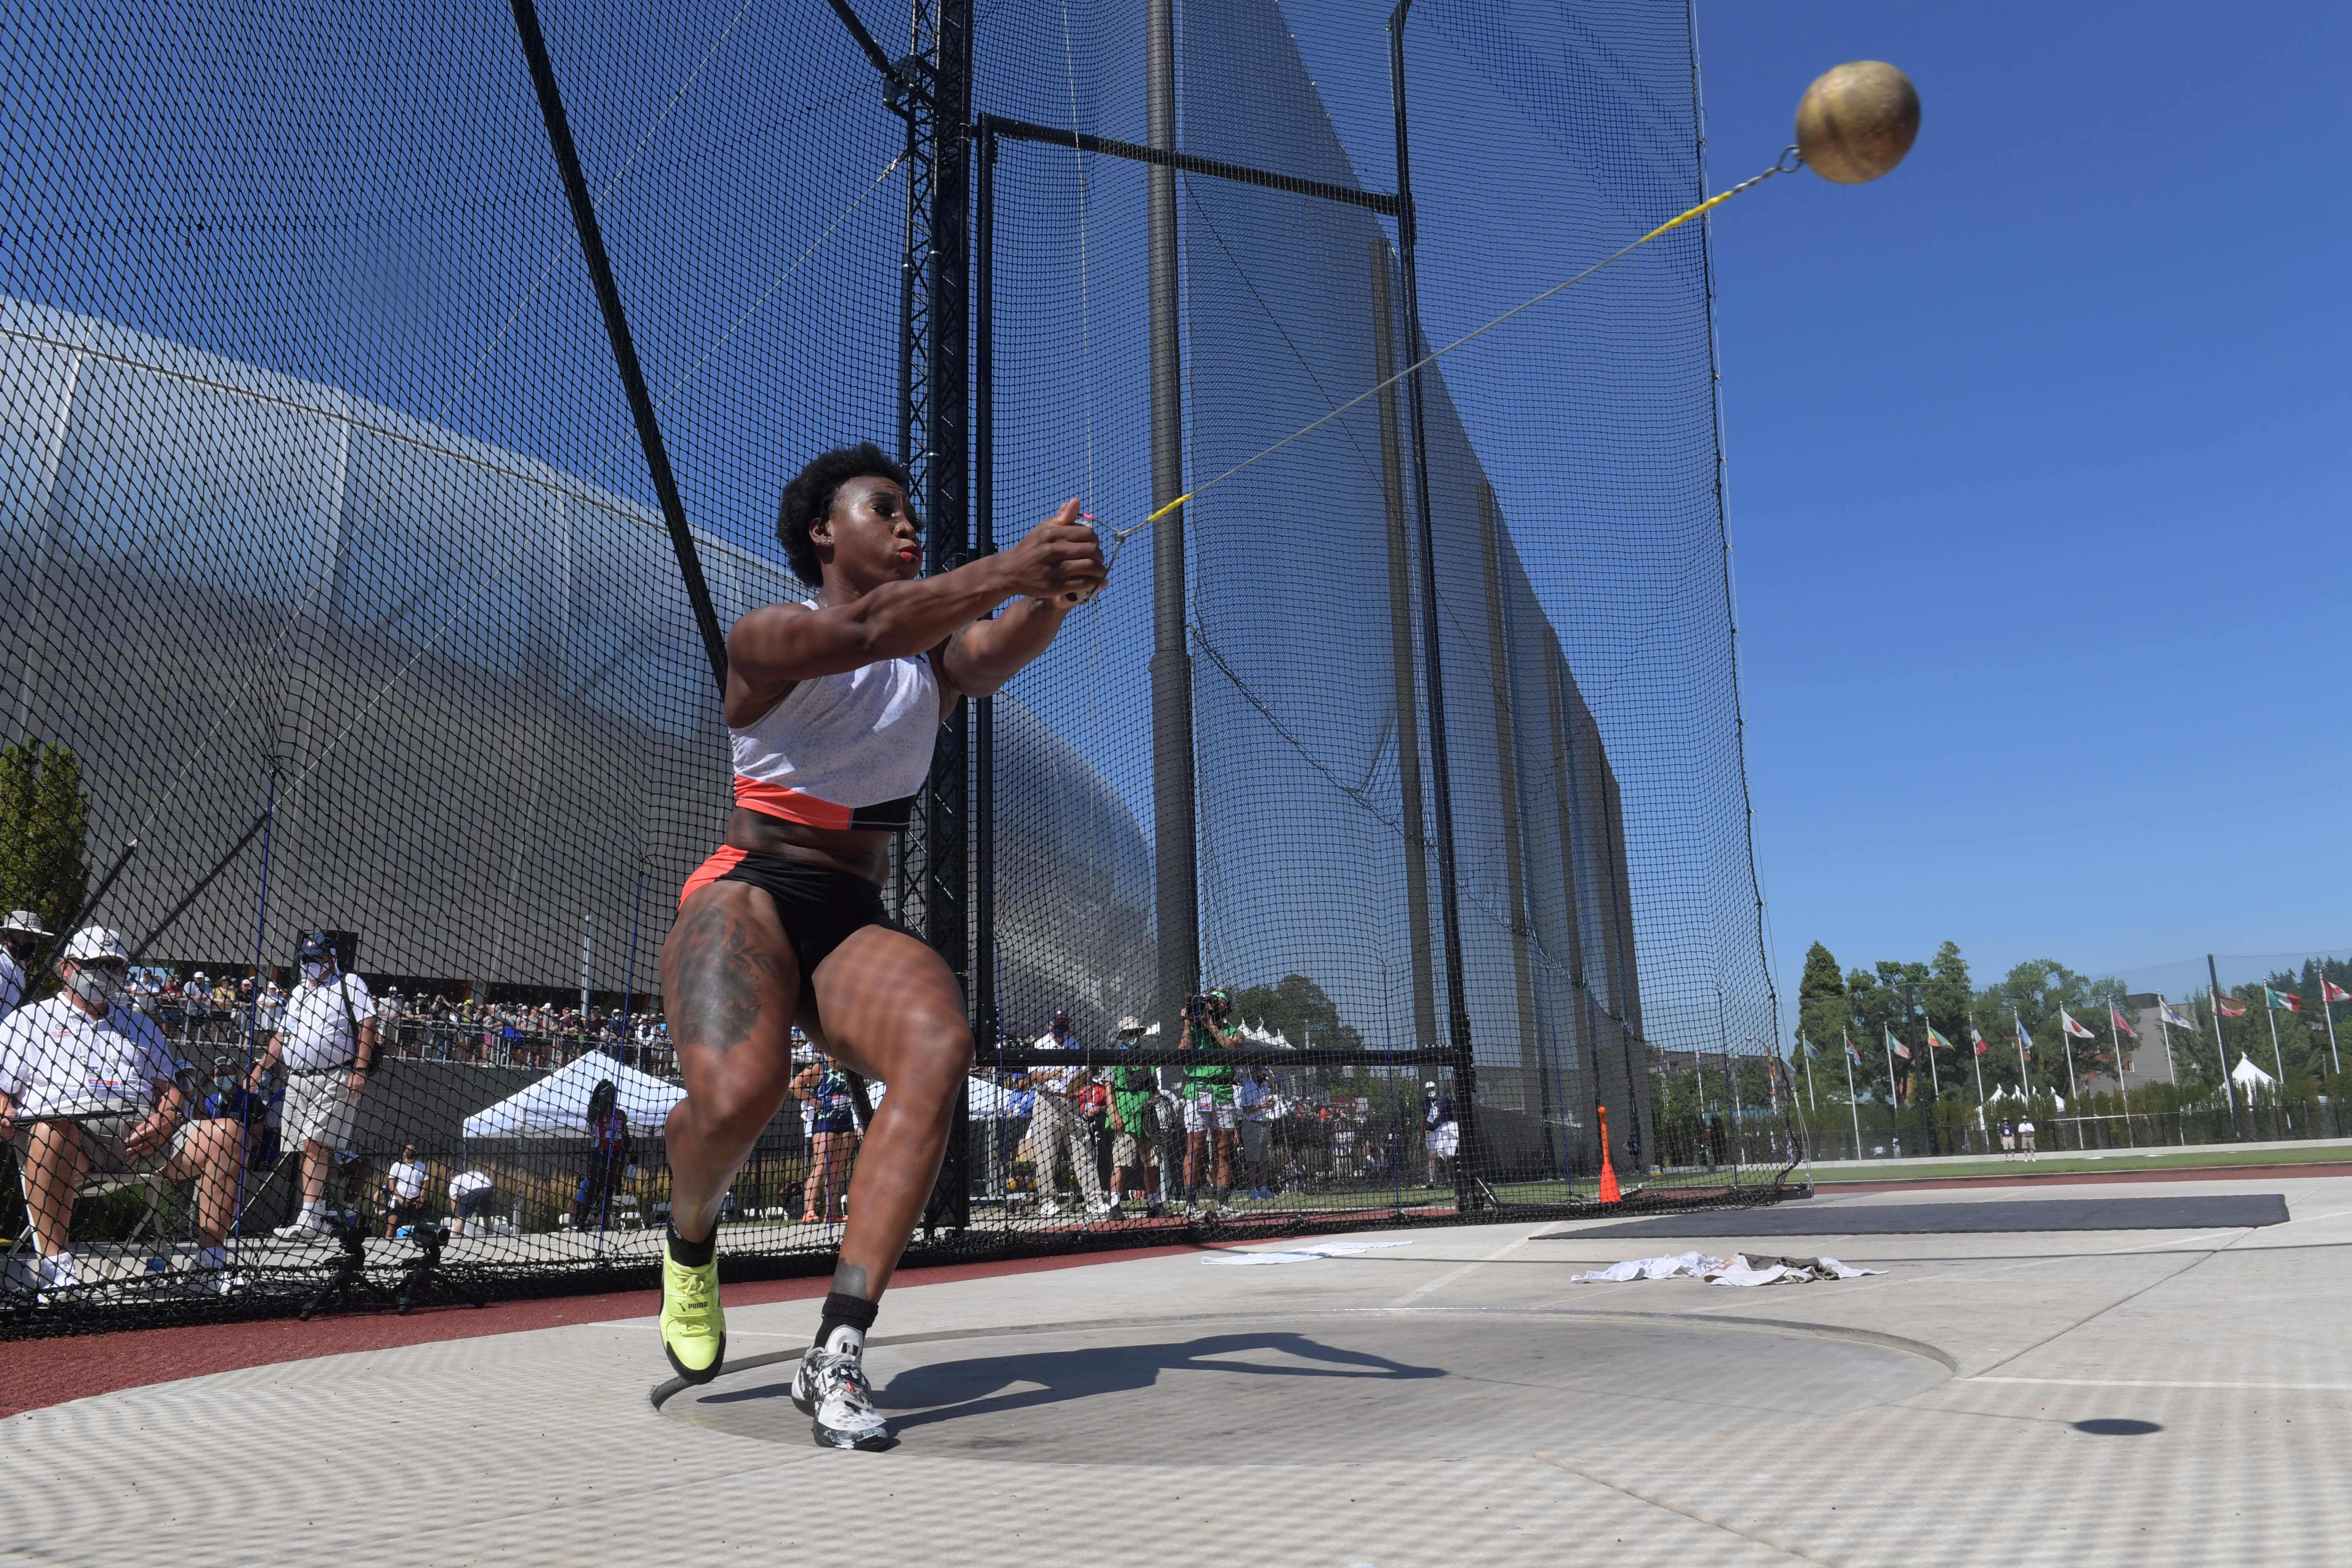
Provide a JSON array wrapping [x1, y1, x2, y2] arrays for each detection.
[[660, 1309, 1949, 1463]]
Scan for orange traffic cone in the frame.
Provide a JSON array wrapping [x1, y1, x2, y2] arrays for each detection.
[[1596, 1104, 1622, 1204]]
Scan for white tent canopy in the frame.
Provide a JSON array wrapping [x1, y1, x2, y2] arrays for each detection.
[[463, 1055, 1039, 1139], [463, 1052, 685, 1139], [2231, 1053, 2276, 1092]]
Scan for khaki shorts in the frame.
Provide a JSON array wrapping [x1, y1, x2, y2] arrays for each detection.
[[1183, 1097, 1236, 1133], [283, 1069, 361, 1150], [1110, 1130, 1154, 1167], [15, 1113, 197, 1180]]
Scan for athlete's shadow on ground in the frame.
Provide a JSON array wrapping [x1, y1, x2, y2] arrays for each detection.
[[702, 1332, 1443, 1434]]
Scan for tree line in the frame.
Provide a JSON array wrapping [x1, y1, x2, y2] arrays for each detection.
[[1794, 938, 2352, 1110]]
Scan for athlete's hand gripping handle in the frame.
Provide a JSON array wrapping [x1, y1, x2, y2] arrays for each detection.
[[995, 500, 1105, 604]]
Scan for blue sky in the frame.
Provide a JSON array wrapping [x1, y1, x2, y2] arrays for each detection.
[[1690, 0, 2350, 1000]]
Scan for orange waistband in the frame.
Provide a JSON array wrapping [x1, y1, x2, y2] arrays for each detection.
[[679, 845, 747, 910], [732, 776, 853, 831]]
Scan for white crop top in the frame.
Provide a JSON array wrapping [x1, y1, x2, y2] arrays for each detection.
[[730, 607, 941, 831]]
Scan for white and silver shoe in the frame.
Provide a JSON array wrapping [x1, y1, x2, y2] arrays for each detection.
[[797, 1344, 894, 1451], [181, 1247, 246, 1297], [35, 1252, 80, 1305], [271, 1214, 330, 1242]]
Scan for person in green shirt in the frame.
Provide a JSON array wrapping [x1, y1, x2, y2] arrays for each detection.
[[1105, 1016, 1163, 1216], [1179, 989, 1242, 1212]]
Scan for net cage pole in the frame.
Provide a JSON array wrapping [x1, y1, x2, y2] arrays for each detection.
[[969, 117, 999, 1197], [1388, 0, 1482, 1216], [1366, 246, 1440, 1061], [899, 0, 977, 1235], [1145, 0, 1200, 1048], [504, 0, 727, 694]]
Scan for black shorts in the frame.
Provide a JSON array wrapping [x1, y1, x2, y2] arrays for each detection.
[[686, 847, 909, 980]]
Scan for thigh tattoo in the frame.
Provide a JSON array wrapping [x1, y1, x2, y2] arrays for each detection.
[[673, 899, 787, 1054]]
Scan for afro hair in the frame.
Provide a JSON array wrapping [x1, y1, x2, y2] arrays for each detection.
[[776, 443, 913, 583]]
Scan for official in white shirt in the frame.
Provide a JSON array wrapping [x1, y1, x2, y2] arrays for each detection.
[[1024, 1008, 1110, 1217], [449, 1168, 497, 1236], [246, 932, 378, 1240], [0, 909, 46, 1017], [0, 927, 248, 1297], [383, 1143, 428, 1238]]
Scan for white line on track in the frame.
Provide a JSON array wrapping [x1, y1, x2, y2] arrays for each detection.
[[1389, 1233, 1530, 1304]]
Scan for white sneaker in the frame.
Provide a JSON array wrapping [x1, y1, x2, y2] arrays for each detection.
[[35, 1252, 80, 1304], [1091, 1200, 1119, 1220], [272, 1211, 330, 1241], [182, 1247, 245, 1297], [803, 1343, 893, 1451], [1037, 1200, 1060, 1217]]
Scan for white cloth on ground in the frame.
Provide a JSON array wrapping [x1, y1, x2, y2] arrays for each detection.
[[1568, 1251, 1881, 1286]]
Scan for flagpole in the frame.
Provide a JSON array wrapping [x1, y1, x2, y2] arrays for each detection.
[[2208, 954, 2239, 1136], [2155, 996, 2176, 1085], [2108, 1005, 2133, 1147], [2012, 1007, 2029, 1100], [2264, 988, 2287, 1086], [2062, 1010, 2080, 1106], [1801, 1032, 1818, 1116], [2323, 977, 2344, 1078], [1842, 1028, 1861, 1159], [1968, 1012, 1987, 1149], [1881, 1027, 1898, 1117], [1925, 1018, 1941, 1099]]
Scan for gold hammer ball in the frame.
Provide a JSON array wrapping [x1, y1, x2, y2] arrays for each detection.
[[1794, 61, 1919, 184]]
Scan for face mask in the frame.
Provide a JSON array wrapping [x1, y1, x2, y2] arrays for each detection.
[[302, 961, 329, 983], [67, 965, 124, 1008]]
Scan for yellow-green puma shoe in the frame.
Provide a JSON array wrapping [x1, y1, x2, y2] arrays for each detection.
[[659, 1236, 726, 1384]]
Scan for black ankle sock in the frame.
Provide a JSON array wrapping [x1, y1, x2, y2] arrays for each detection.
[[815, 1290, 878, 1354], [666, 1222, 715, 1267]]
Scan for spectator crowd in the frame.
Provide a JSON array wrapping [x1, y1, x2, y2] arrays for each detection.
[[3, 920, 1465, 1307]]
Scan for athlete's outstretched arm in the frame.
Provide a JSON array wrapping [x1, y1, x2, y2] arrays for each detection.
[[725, 499, 1100, 721], [940, 502, 1097, 699]]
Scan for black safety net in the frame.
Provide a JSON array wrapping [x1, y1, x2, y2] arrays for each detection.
[[0, 0, 1794, 1337]]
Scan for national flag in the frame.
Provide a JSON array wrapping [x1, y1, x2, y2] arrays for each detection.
[[1926, 1024, 1954, 1052], [1970, 1026, 1990, 1057], [2110, 1006, 2138, 1040], [2265, 987, 2301, 1014], [2324, 979, 2352, 1004], [2061, 1009, 2096, 1040], [1886, 1027, 1910, 1061], [2159, 1001, 2197, 1031], [1847, 1038, 1863, 1066], [2015, 1018, 2034, 1056], [2213, 991, 2247, 1018]]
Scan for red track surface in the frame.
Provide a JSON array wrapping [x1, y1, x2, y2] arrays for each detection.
[[0, 1240, 1239, 1420], [1819, 1161, 2352, 1192]]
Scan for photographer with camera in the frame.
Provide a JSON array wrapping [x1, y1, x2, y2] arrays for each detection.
[[247, 933, 377, 1242], [1178, 989, 1242, 1216]]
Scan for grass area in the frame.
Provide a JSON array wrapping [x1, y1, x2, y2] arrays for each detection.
[[1812, 1143, 2352, 1184]]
